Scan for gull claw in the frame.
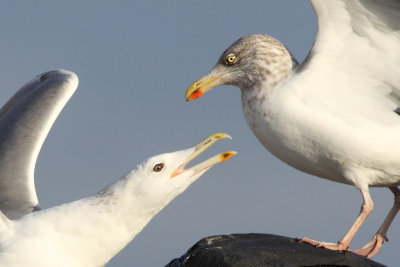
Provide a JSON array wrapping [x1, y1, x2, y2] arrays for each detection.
[[301, 237, 349, 251], [350, 234, 386, 258]]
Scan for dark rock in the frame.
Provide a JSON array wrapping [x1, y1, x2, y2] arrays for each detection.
[[166, 233, 386, 267]]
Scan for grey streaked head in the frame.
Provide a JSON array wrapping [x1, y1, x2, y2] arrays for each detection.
[[186, 34, 297, 101]]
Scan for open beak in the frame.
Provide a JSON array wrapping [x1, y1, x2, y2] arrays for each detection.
[[185, 72, 225, 101], [170, 133, 237, 178]]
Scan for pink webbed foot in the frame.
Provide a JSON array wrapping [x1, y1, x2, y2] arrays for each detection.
[[301, 237, 349, 251], [350, 234, 386, 258]]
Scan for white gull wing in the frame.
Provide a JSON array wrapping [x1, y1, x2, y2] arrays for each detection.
[[0, 70, 78, 219], [291, 0, 400, 125]]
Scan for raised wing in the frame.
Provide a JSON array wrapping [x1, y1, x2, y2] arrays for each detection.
[[0, 70, 78, 219], [293, 0, 400, 123]]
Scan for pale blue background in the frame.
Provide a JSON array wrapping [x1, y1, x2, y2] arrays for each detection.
[[0, 1, 397, 266]]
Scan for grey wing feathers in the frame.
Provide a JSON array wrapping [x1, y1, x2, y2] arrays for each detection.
[[0, 70, 78, 219], [359, 0, 400, 31]]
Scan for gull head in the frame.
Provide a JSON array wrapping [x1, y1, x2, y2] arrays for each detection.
[[186, 34, 297, 101], [122, 133, 236, 209]]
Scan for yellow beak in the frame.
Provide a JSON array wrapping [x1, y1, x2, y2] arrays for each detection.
[[170, 133, 237, 178], [185, 73, 225, 101]]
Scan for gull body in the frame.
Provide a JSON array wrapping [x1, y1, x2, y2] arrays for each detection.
[[0, 70, 235, 266], [186, 0, 400, 257]]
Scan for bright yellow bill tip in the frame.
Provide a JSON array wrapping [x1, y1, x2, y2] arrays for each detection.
[[185, 73, 224, 101], [185, 81, 202, 101], [193, 132, 231, 152], [170, 133, 235, 178], [211, 132, 232, 140]]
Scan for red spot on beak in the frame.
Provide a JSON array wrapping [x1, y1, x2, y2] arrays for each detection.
[[221, 152, 235, 162], [189, 89, 203, 100]]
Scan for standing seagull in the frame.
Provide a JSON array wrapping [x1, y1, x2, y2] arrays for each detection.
[[0, 69, 236, 266], [185, 0, 400, 258]]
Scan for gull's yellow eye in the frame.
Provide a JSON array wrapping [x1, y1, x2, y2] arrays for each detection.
[[225, 53, 237, 65]]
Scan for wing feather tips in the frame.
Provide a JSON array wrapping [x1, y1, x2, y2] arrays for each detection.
[[0, 69, 79, 120], [37, 69, 79, 91]]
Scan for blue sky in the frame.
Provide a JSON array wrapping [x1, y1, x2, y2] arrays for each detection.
[[0, 1, 397, 266]]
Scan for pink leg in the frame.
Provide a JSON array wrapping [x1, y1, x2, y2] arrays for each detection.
[[302, 189, 373, 251], [351, 187, 400, 258]]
